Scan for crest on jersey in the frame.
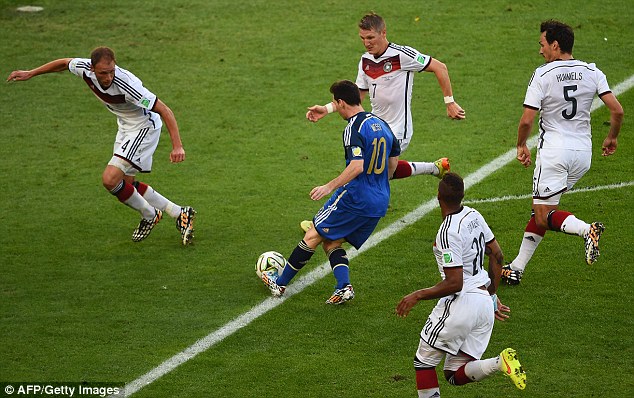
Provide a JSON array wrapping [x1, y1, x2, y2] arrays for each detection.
[[383, 61, 393, 73], [141, 98, 150, 107], [351, 146, 362, 157], [416, 54, 428, 65], [443, 252, 453, 264]]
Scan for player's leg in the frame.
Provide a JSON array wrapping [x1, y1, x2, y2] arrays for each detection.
[[103, 162, 162, 242], [392, 157, 450, 180], [502, 209, 547, 285], [413, 339, 443, 398], [133, 181, 196, 245], [445, 291, 526, 390], [322, 240, 355, 304]]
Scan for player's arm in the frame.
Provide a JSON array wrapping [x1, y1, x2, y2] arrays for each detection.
[[387, 155, 398, 179], [424, 58, 465, 120], [516, 106, 538, 167], [485, 238, 510, 321], [152, 98, 185, 163], [599, 92, 624, 156], [310, 159, 363, 201], [7, 58, 73, 82], [396, 266, 463, 317]]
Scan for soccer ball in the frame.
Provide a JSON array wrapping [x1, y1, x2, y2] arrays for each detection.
[[255, 251, 286, 278]]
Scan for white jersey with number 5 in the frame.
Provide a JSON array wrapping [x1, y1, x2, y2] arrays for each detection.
[[523, 59, 611, 151], [355, 43, 432, 148], [433, 206, 494, 294]]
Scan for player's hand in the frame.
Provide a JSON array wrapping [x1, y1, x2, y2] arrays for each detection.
[[396, 293, 419, 317], [601, 136, 618, 156], [170, 146, 185, 163], [306, 105, 328, 123], [6, 70, 32, 82], [494, 297, 510, 321], [516, 145, 532, 168], [310, 184, 332, 201], [446, 102, 465, 120]]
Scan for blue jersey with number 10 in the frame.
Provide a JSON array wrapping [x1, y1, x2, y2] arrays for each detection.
[[335, 112, 401, 217]]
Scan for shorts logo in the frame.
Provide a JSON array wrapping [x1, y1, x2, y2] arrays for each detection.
[[416, 54, 427, 65], [140, 98, 150, 107], [383, 61, 393, 73], [351, 146, 362, 157], [321, 228, 330, 233], [443, 252, 453, 264]]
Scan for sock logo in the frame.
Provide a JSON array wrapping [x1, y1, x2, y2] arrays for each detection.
[[524, 236, 536, 242]]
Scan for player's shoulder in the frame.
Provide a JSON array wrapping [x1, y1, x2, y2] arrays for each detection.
[[69, 58, 91, 71], [387, 42, 420, 59]]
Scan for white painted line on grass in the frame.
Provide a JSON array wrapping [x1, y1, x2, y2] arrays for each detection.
[[112, 74, 634, 397], [463, 181, 634, 205]]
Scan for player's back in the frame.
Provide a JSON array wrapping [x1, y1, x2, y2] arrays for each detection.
[[339, 112, 400, 217], [526, 60, 610, 150], [433, 206, 493, 293]]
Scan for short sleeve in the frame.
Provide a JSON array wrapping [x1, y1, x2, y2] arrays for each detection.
[[523, 70, 543, 109], [398, 45, 431, 72], [68, 58, 91, 78], [355, 58, 369, 90]]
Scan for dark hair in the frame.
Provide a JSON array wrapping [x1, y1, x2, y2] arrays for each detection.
[[330, 80, 361, 106], [90, 46, 116, 66], [359, 12, 385, 32], [438, 172, 464, 206], [540, 20, 574, 54]]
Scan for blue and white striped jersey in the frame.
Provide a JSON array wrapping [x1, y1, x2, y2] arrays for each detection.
[[68, 58, 162, 132]]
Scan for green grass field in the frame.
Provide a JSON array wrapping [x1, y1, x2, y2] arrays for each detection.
[[1, 1, 633, 397]]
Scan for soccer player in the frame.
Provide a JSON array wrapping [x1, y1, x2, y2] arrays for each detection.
[[261, 80, 401, 304], [501, 20, 624, 285], [7, 47, 196, 244], [396, 173, 526, 396], [301, 12, 464, 231]]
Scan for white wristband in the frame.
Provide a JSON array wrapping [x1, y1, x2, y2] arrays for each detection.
[[325, 102, 334, 114], [491, 294, 498, 312], [444, 96, 455, 104]]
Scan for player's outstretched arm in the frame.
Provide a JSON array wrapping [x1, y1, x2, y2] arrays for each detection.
[[310, 159, 363, 200], [306, 101, 337, 123], [600, 92, 624, 156], [153, 99, 185, 163], [424, 58, 465, 120], [485, 238, 510, 321], [396, 267, 463, 317], [6, 58, 72, 82]]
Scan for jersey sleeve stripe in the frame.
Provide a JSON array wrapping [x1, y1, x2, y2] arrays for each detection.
[[113, 76, 143, 101]]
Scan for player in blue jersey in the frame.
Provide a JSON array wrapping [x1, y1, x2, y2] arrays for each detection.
[[261, 80, 401, 304], [7, 47, 196, 244]]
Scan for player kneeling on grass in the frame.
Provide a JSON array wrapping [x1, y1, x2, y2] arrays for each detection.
[[261, 80, 400, 304], [7, 47, 196, 244], [396, 173, 526, 396]]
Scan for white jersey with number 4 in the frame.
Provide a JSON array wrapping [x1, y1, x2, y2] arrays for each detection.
[[433, 206, 494, 294], [355, 43, 431, 147], [523, 59, 611, 151], [68, 58, 162, 133]]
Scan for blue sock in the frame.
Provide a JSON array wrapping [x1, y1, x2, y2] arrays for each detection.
[[329, 247, 350, 289], [276, 240, 314, 286]]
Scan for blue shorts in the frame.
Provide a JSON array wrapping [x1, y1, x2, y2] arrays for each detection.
[[313, 196, 381, 250]]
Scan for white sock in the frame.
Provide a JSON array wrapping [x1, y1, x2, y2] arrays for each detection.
[[510, 232, 544, 272], [142, 185, 181, 218], [409, 161, 437, 176], [418, 388, 440, 398], [560, 215, 591, 237], [464, 357, 500, 382], [124, 190, 156, 219]]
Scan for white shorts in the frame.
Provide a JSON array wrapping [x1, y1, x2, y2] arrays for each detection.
[[398, 137, 411, 153], [532, 148, 591, 205], [108, 127, 161, 175], [416, 290, 493, 361]]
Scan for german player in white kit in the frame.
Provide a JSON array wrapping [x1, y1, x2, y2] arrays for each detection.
[[301, 12, 464, 232], [396, 173, 526, 397], [501, 20, 624, 285], [7, 47, 196, 244]]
